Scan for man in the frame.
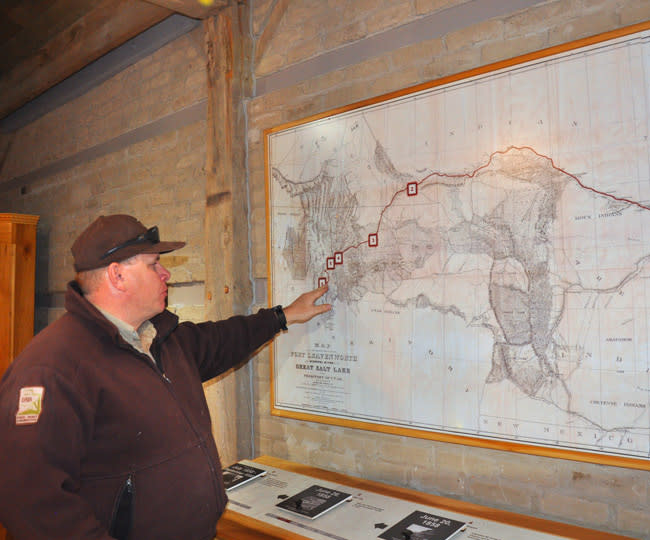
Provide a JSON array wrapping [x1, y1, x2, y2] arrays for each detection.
[[0, 214, 330, 540]]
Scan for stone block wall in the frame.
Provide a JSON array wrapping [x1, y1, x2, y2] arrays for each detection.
[[0, 27, 208, 327], [248, 0, 650, 537]]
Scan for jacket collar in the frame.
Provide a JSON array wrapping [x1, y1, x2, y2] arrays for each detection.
[[64, 280, 179, 343]]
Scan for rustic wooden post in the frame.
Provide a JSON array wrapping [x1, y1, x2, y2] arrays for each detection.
[[203, 2, 253, 467]]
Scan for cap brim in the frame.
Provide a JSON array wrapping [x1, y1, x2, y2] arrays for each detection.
[[139, 241, 186, 254]]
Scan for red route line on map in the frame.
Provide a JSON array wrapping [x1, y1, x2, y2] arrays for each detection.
[[319, 145, 650, 284]]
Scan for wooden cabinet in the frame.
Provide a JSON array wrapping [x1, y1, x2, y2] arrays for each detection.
[[0, 213, 39, 375], [0, 213, 38, 540]]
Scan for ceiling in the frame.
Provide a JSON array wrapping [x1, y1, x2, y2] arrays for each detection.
[[0, 0, 229, 123]]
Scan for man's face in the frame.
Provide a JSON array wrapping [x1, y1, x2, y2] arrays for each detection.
[[120, 253, 171, 325]]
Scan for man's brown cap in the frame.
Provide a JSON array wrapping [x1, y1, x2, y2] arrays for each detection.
[[71, 214, 186, 272]]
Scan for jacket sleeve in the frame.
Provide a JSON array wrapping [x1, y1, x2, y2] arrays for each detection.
[[171, 308, 283, 382], [0, 364, 114, 540]]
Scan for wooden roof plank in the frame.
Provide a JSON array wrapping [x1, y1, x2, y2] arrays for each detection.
[[0, 0, 172, 119], [0, 0, 106, 74]]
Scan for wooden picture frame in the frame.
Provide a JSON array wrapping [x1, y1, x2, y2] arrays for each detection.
[[266, 22, 650, 470]]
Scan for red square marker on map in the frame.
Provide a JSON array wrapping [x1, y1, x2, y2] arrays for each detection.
[[334, 252, 343, 265], [407, 182, 418, 196], [318, 277, 327, 287], [368, 233, 378, 247], [327, 257, 335, 270]]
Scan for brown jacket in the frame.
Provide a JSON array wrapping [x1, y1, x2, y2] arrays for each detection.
[[0, 281, 282, 540]]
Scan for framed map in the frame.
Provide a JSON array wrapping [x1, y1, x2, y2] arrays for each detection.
[[266, 22, 650, 470]]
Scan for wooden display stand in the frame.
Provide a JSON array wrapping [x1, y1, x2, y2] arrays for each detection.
[[0, 213, 39, 540], [216, 456, 633, 540]]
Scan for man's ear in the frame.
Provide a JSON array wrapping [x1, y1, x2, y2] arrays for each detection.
[[106, 262, 127, 291]]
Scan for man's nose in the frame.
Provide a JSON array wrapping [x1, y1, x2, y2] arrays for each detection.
[[159, 265, 171, 282]]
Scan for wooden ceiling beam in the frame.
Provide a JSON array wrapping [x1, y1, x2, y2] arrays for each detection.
[[144, 0, 229, 19], [254, 0, 289, 68], [0, 0, 172, 120], [0, 0, 106, 75]]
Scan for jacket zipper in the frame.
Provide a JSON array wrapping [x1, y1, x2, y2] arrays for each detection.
[[156, 369, 222, 506], [117, 338, 172, 384], [122, 337, 220, 510], [109, 475, 135, 540]]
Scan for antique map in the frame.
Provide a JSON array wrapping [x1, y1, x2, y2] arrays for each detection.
[[267, 29, 650, 460]]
